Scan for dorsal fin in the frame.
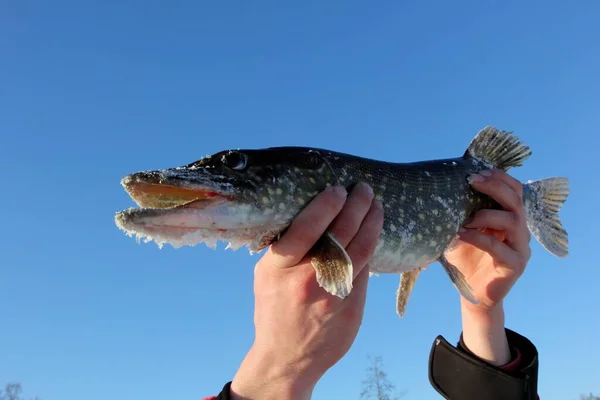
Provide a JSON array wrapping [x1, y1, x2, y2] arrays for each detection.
[[463, 126, 532, 171]]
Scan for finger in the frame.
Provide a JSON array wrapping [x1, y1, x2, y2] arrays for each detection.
[[468, 173, 523, 213], [269, 186, 347, 268], [345, 199, 384, 279], [327, 182, 375, 248], [480, 169, 524, 198], [342, 262, 371, 321], [464, 209, 531, 252], [458, 228, 528, 276]]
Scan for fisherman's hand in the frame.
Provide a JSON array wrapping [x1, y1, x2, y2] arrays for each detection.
[[230, 183, 384, 400], [444, 169, 531, 366], [449, 169, 532, 311]]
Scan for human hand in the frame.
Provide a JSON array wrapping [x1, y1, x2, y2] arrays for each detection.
[[447, 168, 532, 313], [444, 169, 532, 365], [230, 183, 384, 400]]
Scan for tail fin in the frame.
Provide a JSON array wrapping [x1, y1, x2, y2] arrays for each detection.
[[523, 177, 569, 257], [464, 126, 532, 170], [465, 127, 569, 257]]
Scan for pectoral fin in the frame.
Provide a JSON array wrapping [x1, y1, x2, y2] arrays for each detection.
[[396, 268, 422, 317], [309, 231, 353, 298], [439, 255, 479, 304]]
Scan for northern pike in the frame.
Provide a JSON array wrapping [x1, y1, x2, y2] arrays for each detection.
[[114, 126, 569, 316]]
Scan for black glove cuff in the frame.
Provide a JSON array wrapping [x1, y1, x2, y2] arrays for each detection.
[[428, 332, 535, 400]]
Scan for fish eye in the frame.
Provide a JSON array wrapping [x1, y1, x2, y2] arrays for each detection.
[[221, 151, 248, 171]]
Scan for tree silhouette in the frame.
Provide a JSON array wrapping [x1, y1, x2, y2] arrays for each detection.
[[0, 382, 40, 400], [580, 393, 600, 400], [359, 356, 407, 400]]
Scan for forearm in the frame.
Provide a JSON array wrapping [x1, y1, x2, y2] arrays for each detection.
[[460, 299, 511, 366], [229, 346, 316, 400]]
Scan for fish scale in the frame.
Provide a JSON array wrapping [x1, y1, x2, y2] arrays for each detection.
[[115, 126, 569, 317]]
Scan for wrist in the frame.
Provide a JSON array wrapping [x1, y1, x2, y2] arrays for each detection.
[[230, 345, 317, 400], [460, 300, 511, 366]]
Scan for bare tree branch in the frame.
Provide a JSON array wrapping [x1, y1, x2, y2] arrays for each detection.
[[580, 393, 600, 400], [360, 355, 407, 400], [1, 383, 23, 400], [0, 382, 41, 400]]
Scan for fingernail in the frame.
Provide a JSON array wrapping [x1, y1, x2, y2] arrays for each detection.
[[332, 185, 347, 197], [357, 182, 374, 196], [458, 227, 467, 233], [468, 174, 485, 184], [374, 199, 383, 210], [480, 170, 493, 177]]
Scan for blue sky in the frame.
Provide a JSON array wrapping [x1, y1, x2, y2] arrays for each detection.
[[1, 1, 599, 399]]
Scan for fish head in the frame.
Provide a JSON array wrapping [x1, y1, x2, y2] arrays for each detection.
[[114, 147, 338, 251]]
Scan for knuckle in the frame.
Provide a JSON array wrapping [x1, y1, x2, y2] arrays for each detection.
[[523, 228, 532, 244], [352, 241, 376, 266], [506, 191, 522, 210], [509, 211, 520, 226], [513, 211, 527, 229], [320, 191, 346, 216], [359, 201, 384, 235], [514, 254, 528, 274], [365, 219, 384, 241], [511, 195, 524, 208], [490, 235, 503, 253], [506, 174, 524, 196], [331, 222, 355, 243], [315, 295, 339, 314], [295, 269, 321, 301], [515, 181, 524, 198], [287, 226, 320, 250]]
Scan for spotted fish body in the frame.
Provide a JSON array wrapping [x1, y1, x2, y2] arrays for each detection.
[[312, 150, 499, 273], [115, 127, 569, 316]]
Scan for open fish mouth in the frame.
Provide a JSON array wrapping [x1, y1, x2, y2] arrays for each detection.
[[115, 169, 237, 246], [119, 170, 234, 209], [114, 169, 284, 250]]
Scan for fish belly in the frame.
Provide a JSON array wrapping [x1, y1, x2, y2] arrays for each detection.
[[369, 237, 442, 275]]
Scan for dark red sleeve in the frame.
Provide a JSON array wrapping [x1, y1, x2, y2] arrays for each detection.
[[202, 382, 232, 400], [497, 345, 523, 372]]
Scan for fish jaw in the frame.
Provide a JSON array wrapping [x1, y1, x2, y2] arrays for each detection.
[[116, 166, 303, 251], [115, 198, 294, 251], [120, 168, 238, 209]]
